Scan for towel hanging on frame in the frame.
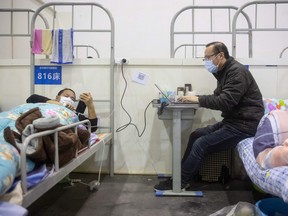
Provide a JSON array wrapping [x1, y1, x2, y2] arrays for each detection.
[[32, 29, 52, 55], [51, 28, 74, 64]]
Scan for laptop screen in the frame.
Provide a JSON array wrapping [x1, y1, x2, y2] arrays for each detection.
[[154, 83, 198, 104], [154, 84, 173, 103]]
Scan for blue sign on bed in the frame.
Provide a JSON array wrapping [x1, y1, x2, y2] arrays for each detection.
[[34, 66, 62, 85]]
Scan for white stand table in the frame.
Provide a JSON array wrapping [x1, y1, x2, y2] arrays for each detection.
[[153, 101, 203, 197]]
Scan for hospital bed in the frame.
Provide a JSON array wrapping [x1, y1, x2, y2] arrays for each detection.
[[0, 2, 115, 209], [0, 103, 112, 208]]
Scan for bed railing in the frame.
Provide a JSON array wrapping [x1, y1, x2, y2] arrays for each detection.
[[280, 46, 288, 58], [0, 8, 49, 58], [30, 2, 115, 92], [74, 44, 100, 58], [170, 6, 252, 58], [232, 0, 288, 57], [20, 119, 91, 194]]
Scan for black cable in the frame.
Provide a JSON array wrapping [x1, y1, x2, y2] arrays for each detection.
[[157, 101, 169, 115], [116, 63, 152, 137]]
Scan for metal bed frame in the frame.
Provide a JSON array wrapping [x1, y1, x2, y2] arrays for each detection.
[[0, 9, 102, 60], [232, 0, 288, 57], [20, 119, 112, 207], [280, 46, 288, 58], [170, 6, 252, 58], [0, 8, 49, 59], [74, 44, 100, 58]]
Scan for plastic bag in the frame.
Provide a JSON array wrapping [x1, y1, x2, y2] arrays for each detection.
[[209, 201, 260, 216]]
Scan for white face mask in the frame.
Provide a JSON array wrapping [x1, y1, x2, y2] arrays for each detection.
[[60, 96, 75, 107]]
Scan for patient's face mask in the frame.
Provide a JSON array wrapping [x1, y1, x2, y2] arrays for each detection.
[[60, 96, 75, 107], [204, 59, 218, 74]]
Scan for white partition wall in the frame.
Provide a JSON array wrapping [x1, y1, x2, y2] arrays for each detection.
[[1, 58, 287, 174], [0, 0, 288, 175]]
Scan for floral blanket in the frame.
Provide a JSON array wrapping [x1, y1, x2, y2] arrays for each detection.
[[0, 103, 78, 196]]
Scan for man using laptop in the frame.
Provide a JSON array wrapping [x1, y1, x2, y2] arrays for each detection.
[[26, 88, 98, 132], [154, 41, 264, 190]]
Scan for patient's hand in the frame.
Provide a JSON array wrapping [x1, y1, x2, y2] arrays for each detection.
[[65, 103, 75, 111], [79, 92, 93, 106], [79, 92, 96, 119]]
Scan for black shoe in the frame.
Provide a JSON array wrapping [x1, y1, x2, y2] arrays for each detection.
[[154, 178, 190, 191]]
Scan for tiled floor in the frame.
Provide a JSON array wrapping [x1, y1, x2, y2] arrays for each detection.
[[27, 173, 270, 216]]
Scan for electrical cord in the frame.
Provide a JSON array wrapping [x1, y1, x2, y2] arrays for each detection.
[[114, 62, 167, 176], [116, 62, 153, 137]]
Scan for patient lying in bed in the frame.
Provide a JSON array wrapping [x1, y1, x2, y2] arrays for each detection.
[[4, 106, 91, 167], [26, 88, 98, 132], [253, 110, 288, 169], [0, 102, 93, 196]]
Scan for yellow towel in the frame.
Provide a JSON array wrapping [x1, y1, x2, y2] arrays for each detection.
[[42, 30, 52, 55]]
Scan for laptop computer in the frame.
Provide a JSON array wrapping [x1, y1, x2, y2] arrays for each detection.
[[154, 83, 198, 104]]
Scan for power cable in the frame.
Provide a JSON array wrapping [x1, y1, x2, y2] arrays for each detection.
[[116, 62, 153, 137]]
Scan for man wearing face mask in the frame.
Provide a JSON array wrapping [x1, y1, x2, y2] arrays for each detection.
[[154, 41, 264, 191], [26, 88, 98, 132]]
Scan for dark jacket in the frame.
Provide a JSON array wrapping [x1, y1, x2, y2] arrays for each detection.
[[26, 94, 98, 132], [198, 57, 264, 135]]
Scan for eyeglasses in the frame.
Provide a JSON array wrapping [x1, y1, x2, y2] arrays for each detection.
[[203, 53, 219, 61]]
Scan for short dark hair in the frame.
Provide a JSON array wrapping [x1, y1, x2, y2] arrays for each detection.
[[57, 88, 76, 97], [206, 41, 230, 59]]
